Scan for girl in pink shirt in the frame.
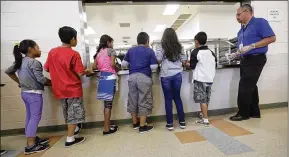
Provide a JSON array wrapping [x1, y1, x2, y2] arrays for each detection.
[[93, 35, 118, 135]]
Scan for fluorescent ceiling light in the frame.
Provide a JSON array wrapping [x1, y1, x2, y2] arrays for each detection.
[[154, 24, 166, 32], [84, 26, 96, 35], [163, 4, 180, 15]]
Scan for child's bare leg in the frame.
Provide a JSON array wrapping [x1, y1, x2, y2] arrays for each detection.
[[200, 103, 208, 119]]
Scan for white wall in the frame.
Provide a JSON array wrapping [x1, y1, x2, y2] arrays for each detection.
[[1, 1, 84, 130], [251, 1, 288, 104], [198, 12, 240, 39]]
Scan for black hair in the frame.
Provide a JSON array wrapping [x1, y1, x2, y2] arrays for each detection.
[[137, 32, 149, 45], [13, 40, 37, 69], [194, 32, 207, 45], [161, 28, 182, 62], [93, 34, 114, 59], [58, 26, 77, 44], [241, 4, 253, 13]]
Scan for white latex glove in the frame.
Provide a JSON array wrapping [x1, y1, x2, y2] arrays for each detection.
[[239, 43, 255, 54], [225, 52, 240, 60]]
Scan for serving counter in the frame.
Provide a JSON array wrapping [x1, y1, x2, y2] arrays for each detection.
[[84, 67, 241, 122]]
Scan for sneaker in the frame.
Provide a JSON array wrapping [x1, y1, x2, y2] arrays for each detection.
[[133, 122, 140, 130], [103, 127, 118, 136], [74, 123, 83, 136], [139, 125, 154, 134], [1, 150, 7, 155], [110, 125, 118, 130], [198, 112, 203, 119], [166, 124, 174, 131], [179, 122, 186, 129], [35, 136, 49, 145], [133, 122, 147, 130], [195, 119, 209, 126], [24, 143, 50, 155], [65, 137, 86, 148]]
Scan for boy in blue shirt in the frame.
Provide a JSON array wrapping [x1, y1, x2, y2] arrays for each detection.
[[121, 32, 158, 134]]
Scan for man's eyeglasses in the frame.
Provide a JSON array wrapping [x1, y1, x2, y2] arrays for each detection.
[[236, 10, 248, 16]]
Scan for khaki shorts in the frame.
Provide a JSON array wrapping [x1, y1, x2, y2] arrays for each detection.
[[127, 73, 153, 116], [60, 98, 85, 124]]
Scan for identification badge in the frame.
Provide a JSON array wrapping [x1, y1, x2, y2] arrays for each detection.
[[239, 43, 244, 49]]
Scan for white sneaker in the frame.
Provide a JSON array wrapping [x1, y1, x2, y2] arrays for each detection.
[[195, 119, 209, 127]]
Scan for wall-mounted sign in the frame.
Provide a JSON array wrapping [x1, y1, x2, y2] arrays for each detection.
[[268, 9, 282, 22]]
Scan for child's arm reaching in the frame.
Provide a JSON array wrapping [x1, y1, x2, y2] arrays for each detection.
[[31, 60, 51, 86], [180, 48, 188, 67], [93, 59, 98, 70], [72, 53, 92, 77], [150, 49, 158, 70], [155, 44, 163, 65], [190, 49, 199, 70], [108, 48, 117, 69], [5, 64, 20, 86], [121, 50, 130, 69]]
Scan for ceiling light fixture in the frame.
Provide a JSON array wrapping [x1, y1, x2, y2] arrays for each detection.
[[163, 4, 180, 15], [153, 24, 166, 32]]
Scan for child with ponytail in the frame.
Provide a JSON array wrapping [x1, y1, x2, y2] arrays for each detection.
[[5, 40, 51, 155], [94, 35, 119, 135]]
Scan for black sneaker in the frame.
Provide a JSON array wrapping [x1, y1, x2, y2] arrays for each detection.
[[1, 150, 7, 155], [74, 123, 83, 136], [133, 122, 148, 130], [179, 122, 186, 129], [103, 127, 118, 136], [133, 122, 140, 130], [166, 124, 174, 131], [24, 143, 50, 155], [65, 137, 86, 148], [110, 125, 118, 130], [35, 136, 49, 145], [139, 125, 154, 134]]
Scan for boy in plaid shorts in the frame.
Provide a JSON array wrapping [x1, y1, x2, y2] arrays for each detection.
[[189, 32, 217, 126], [44, 26, 91, 147]]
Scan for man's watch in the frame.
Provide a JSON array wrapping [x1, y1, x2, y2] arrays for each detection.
[[250, 43, 256, 49]]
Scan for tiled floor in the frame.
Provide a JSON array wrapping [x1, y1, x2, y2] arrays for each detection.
[[1, 107, 288, 157]]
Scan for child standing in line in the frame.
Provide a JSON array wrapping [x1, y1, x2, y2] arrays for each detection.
[[189, 32, 217, 126], [156, 28, 187, 131], [121, 32, 158, 134], [93, 34, 119, 135], [44, 26, 90, 147], [5, 40, 51, 154]]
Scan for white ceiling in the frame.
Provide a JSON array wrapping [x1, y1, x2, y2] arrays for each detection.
[[84, 4, 238, 46]]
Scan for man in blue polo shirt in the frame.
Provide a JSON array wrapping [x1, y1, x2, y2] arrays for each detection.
[[229, 4, 276, 121]]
